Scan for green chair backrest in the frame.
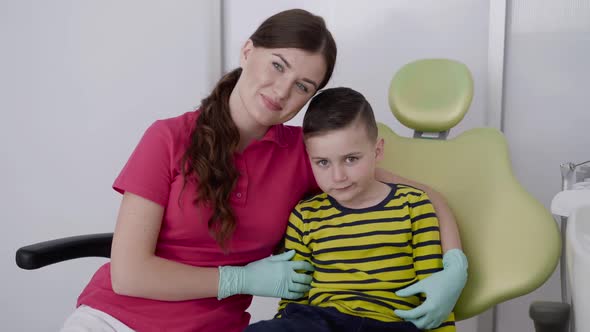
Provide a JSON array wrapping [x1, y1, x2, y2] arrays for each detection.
[[378, 59, 561, 320]]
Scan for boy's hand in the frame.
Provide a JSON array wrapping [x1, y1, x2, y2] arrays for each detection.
[[394, 249, 468, 329]]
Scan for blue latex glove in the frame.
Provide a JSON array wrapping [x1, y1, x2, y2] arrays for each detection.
[[218, 250, 314, 300], [394, 249, 468, 329]]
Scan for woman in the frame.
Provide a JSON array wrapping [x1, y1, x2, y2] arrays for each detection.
[[61, 8, 465, 332]]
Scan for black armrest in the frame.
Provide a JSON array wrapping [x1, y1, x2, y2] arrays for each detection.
[[16, 233, 113, 270]]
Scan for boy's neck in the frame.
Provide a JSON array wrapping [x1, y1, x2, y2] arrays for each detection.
[[334, 180, 391, 210]]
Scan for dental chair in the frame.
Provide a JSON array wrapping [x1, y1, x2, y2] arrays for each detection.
[[16, 59, 562, 331], [376, 59, 561, 330]]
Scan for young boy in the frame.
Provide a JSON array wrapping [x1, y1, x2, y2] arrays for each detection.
[[245, 87, 455, 332]]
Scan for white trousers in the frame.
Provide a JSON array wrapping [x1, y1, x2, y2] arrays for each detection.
[[60, 305, 134, 332]]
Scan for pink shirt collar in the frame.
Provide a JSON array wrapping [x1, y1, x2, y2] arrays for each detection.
[[258, 124, 289, 148]]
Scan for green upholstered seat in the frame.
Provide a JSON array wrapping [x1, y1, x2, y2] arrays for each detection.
[[377, 59, 561, 320]]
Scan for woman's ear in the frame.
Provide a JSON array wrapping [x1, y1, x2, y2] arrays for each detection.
[[239, 39, 254, 68]]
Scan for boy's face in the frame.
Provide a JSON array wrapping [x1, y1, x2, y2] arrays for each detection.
[[305, 120, 384, 206]]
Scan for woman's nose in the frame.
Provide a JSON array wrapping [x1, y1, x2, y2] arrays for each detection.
[[273, 77, 291, 100]]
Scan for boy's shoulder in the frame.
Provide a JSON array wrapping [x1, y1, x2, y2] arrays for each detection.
[[291, 192, 332, 218], [389, 183, 428, 202], [393, 183, 425, 195], [296, 191, 330, 209]]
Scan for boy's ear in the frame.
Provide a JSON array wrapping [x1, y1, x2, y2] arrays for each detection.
[[239, 39, 254, 68], [375, 138, 385, 162]]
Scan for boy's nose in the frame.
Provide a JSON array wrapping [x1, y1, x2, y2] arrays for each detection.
[[331, 166, 348, 182]]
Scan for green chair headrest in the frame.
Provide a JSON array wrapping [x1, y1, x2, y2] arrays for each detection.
[[389, 59, 473, 132]]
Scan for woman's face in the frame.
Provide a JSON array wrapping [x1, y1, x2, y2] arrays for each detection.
[[233, 40, 327, 127]]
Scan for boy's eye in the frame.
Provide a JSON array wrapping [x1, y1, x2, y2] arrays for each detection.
[[272, 62, 284, 72], [295, 82, 309, 93], [345, 156, 358, 163]]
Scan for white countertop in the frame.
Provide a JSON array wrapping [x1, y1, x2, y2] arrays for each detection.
[[551, 189, 590, 217]]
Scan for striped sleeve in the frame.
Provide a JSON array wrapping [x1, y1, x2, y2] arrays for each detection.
[[409, 192, 443, 277], [410, 192, 456, 332], [275, 205, 312, 318]]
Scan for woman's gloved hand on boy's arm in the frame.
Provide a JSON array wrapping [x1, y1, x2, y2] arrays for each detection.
[[394, 249, 468, 329], [217, 250, 313, 300]]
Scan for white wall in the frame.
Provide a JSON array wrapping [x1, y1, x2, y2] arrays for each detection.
[[223, 1, 490, 331], [224, 0, 490, 139], [5, 1, 584, 331], [497, 1, 590, 331], [1, 1, 220, 330]]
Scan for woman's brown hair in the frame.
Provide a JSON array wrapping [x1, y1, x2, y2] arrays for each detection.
[[181, 9, 337, 250]]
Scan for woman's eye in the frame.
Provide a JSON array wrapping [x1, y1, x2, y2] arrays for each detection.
[[295, 82, 309, 93], [317, 160, 329, 167], [272, 62, 284, 72]]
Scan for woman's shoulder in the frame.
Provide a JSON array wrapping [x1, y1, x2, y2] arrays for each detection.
[[277, 124, 303, 146], [145, 110, 199, 142], [151, 110, 199, 132]]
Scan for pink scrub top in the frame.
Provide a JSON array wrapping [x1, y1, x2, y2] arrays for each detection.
[[77, 110, 318, 332]]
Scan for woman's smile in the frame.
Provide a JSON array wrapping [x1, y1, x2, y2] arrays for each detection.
[[261, 93, 283, 112]]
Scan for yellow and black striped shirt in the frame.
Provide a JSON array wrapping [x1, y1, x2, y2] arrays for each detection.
[[277, 183, 455, 332]]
